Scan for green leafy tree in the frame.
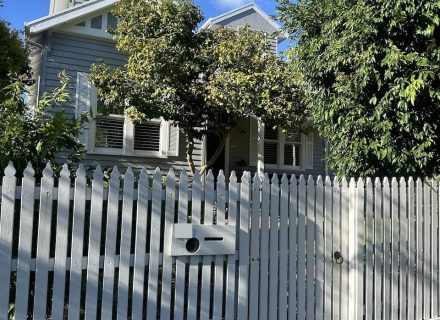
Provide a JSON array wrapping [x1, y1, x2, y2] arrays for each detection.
[[0, 19, 31, 91], [90, 0, 304, 174], [278, 0, 440, 177], [0, 72, 87, 176]]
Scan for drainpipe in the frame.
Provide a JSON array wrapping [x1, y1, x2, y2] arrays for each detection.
[[49, 0, 70, 15]]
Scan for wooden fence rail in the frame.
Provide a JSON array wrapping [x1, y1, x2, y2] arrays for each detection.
[[0, 162, 439, 319]]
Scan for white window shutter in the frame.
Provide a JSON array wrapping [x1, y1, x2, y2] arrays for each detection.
[[167, 124, 180, 157], [75, 72, 93, 150], [249, 117, 259, 166], [305, 131, 314, 169]]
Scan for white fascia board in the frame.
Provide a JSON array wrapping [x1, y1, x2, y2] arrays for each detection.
[[200, 2, 289, 41], [26, 0, 118, 34]]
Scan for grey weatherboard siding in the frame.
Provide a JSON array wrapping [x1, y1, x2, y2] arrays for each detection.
[[40, 32, 201, 173]]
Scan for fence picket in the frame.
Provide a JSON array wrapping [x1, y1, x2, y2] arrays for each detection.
[[200, 170, 215, 320], [323, 176, 332, 319], [348, 178, 357, 320], [84, 166, 104, 320], [187, 170, 202, 319], [33, 164, 54, 319], [407, 177, 415, 320], [340, 177, 349, 320], [356, 178, 365, 320], [433, 179, 440, 317], [147, 168, 164, 320], [365, 178, 374, 320], [101, 166, 120, 319], [306, 176, 315, 320], [174, 170, 189, 320], [131, 169, 150, 319], [297, 175, 306, 320], [160, 168, 176, 320], [332, 177, 341, 320], [225, 172, 238, 319], [315, 176, 324, 320], [399, 177, 408, 320], [117, 167, 134, 320], [391, 177, 399, 320], [374, 178, 383, 320], [269, 174, 280, 320], [423, 179, 432, 318], [259, 173, 270, 320], [14, 164, 35, 320], [51, 165, 71, 319], [238, 172, 251, 320], [383, 177, 391, 320], [288, 175, 298, 320], [213, 170, 226, 320], [279, 174, 289, 320], [249, 173, 261, 320], [416, 178, 423, 320], [0, 163, 17, 316]]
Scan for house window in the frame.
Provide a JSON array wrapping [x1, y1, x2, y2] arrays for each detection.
[[92, 100, 165, 157], [264, 127, 302, 168]]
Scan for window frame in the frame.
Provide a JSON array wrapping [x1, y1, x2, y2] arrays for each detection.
[[88, 96, 169, 158], [264, 128, 304, 170]]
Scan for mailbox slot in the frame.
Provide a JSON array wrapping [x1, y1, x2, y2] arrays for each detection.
[[171, 224, 236, 256]]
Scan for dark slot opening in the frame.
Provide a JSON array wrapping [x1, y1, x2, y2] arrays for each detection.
[[204, 237, 223, 241]]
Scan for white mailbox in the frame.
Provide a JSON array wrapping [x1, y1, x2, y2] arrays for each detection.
[[171, 224, 236, 256]]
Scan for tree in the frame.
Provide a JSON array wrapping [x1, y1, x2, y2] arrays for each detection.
[[278, 0, 440, 177], [0, 19, 30, 91], [0, 72, 87, 176], [90, 0, 304, 174]]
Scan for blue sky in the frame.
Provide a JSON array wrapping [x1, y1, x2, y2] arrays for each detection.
[[0, 0, 282, 31]]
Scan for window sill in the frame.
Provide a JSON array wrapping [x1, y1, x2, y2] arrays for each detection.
[[87, 149, 168, 159], [265, 164, 305, 171]]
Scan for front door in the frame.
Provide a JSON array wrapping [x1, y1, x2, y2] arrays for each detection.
[[206, 132, 225, 177]]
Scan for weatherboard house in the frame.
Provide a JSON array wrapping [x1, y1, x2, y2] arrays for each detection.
[[26, 0, 327, 177]]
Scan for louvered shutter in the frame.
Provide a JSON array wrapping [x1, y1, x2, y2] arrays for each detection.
[[249, 117, 259, 166], [305, 131, 314, 170], [75, 72, 94, 150], [168, 124, 180, 157]]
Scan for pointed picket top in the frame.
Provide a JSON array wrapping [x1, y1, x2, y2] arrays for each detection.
[[76, 164, 86, 178], [252, 172, 261, 188], [4, 161, 16, 176], [167, 167, 175, 181], [139, 168, 149, 190], [333, 176, 339, 187], [281, 173, 288, 184], [399, 177, 406, 187], [206, 169, 214, 183], [325, 175, 331, 186], [193, 169, 201, 182], [242, 171, 251, 184], [180, 168, 188, 185], [263, 172, 270, 185], [383, 176, 390, 187], [316, 175, 323, 186], [93, 165, 103, 180], [23, 162, 35, 178], [307, 175, 314, 186], [391, 177, 398, 188], [230, 171, 237, 183], [374, 177, 381, 188], [349, 177, 356, 188], [298, 175, 306, 188], [124, 166, 134, 180], [42, 162, 54, 177], [110, 165, 120, 179], [366, 177, 372, 188], [408, 176, 414, 185], [357, 177, 365, 188], [288, 174, 296, 185], [217, 170, 225, 184], [153, 167, 161, 182], [271, 173, 279, 184], [340, 176, 348, 187]]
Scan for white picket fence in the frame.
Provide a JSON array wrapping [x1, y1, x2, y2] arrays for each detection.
[[0, 162, 439, 319]]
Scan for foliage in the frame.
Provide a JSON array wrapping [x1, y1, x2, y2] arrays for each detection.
[[90, 0, 304, 174], [0, 72, 87, 177], [0, 19, 30, 93], [278, 0, 440, 177]]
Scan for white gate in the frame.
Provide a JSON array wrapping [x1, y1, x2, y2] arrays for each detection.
[[0, 162, 439, 319]]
